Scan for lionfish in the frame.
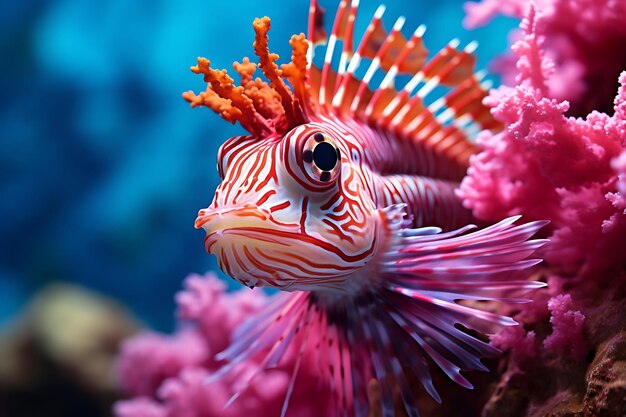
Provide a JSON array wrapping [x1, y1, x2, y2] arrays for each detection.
[[183, 1, 547, 416]]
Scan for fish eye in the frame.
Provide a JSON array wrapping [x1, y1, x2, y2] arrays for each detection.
[[300, 131, 341, 186], [313, 142, 339, 171]]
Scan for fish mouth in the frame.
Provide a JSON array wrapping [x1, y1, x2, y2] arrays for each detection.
[[195, 205, 299, 252], [195, 205, 380, 292], [195, 205, 310, 289], [195, 205, 273, 231]]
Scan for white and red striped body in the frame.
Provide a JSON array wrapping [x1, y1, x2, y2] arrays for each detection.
[[184, 2, 547, 416], [196, 113, 472, 295]]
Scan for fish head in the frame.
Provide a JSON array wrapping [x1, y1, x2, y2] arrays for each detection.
[[195, 119, 386, 292]]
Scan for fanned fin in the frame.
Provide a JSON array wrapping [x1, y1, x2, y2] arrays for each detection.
[[303, 3, 497, 179], [210, 212, 546, 417], [308, 0, 328, 49], [185, 0, 498, 179], [320, 0, 352, 107]]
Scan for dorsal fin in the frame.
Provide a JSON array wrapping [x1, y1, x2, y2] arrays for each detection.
[[185, 0, 499, 168], [306, 2, 499, 170]]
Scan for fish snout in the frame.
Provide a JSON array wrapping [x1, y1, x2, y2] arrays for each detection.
[[195, 204, 272, 231]]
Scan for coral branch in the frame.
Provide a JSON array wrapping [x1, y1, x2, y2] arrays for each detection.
[[543, 294, 586, 361], [234, 58, 284, 120], [253, 17, 306, 131], [233, 57, 257, 85], [182, 88, 243, 125], [281, 33, 316, 117], [187, 58, 273, 137]]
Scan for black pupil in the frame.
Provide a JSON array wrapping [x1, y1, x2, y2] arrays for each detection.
[[313, 142, 338, 171]]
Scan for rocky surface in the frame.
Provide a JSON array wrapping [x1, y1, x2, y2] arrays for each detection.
[[480, 277, 626, 417], [0, 284, 138, 417]]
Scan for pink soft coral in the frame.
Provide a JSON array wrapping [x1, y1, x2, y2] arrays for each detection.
[[115, 397, 167, 417], [464, 0, 626, 116], [490, 326, 537, 362], [114, 272, 331, 417], [175, 273, 266, 355], [117, 329, 209, 396], [458, 8, 626, 276], [543, 294, 586, 361]]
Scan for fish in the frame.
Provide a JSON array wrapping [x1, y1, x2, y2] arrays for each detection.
[[183, 1, 548, 416]]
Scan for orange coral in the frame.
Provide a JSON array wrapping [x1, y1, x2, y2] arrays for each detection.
[[281, 34, 316, 117], [187, 58, 272, 137], [253, 17, 306, 130], [232, 58, 257, 85], [182, 88, 242, 125], [234, 58, 284, 120], [184, 18, 310, 137]]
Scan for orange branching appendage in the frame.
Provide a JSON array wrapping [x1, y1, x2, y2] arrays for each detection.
[[232, 58, 257, 85], [183, 58, 273, 137], [253, 17, 306, 131], [182, 87, 243, 125], [281, 34, 316, 118], [184, 17, 310, 138], [233, 58, 284, 121]]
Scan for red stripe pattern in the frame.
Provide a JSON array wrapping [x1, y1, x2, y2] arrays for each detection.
[[184, 2, 546, 417]]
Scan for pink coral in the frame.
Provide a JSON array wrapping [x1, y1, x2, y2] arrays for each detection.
[[613, 151, 626, 197], [605, 150, 626, 230], [175, 273, 267, 355], [114, 397, 167, 417], [458, 3, 626, 414], [114, 272, 332, 417], [490, 325, 537, 362], [117, 329, 210, 396], [156, 368, 285, 417], [458, 8, 626, 275], [464, 0, 626, 116], [543, 294, 586, 360]]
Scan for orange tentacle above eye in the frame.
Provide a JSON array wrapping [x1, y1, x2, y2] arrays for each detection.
[[183, 58, 273, 137], [281, 34, 318, 118], [253, 17, 307, 131]]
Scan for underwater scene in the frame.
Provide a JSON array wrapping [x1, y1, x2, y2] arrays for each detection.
[[1, 0, 625, 416]]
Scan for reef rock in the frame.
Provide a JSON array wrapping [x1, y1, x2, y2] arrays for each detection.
[[481, 278, 626, 417], [0, 283, 138, 417]]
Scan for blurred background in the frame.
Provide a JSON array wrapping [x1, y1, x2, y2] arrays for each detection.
[[0, 0, 517, 415]]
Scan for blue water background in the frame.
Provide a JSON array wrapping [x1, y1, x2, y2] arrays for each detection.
[[0, 0, 517, 330]]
